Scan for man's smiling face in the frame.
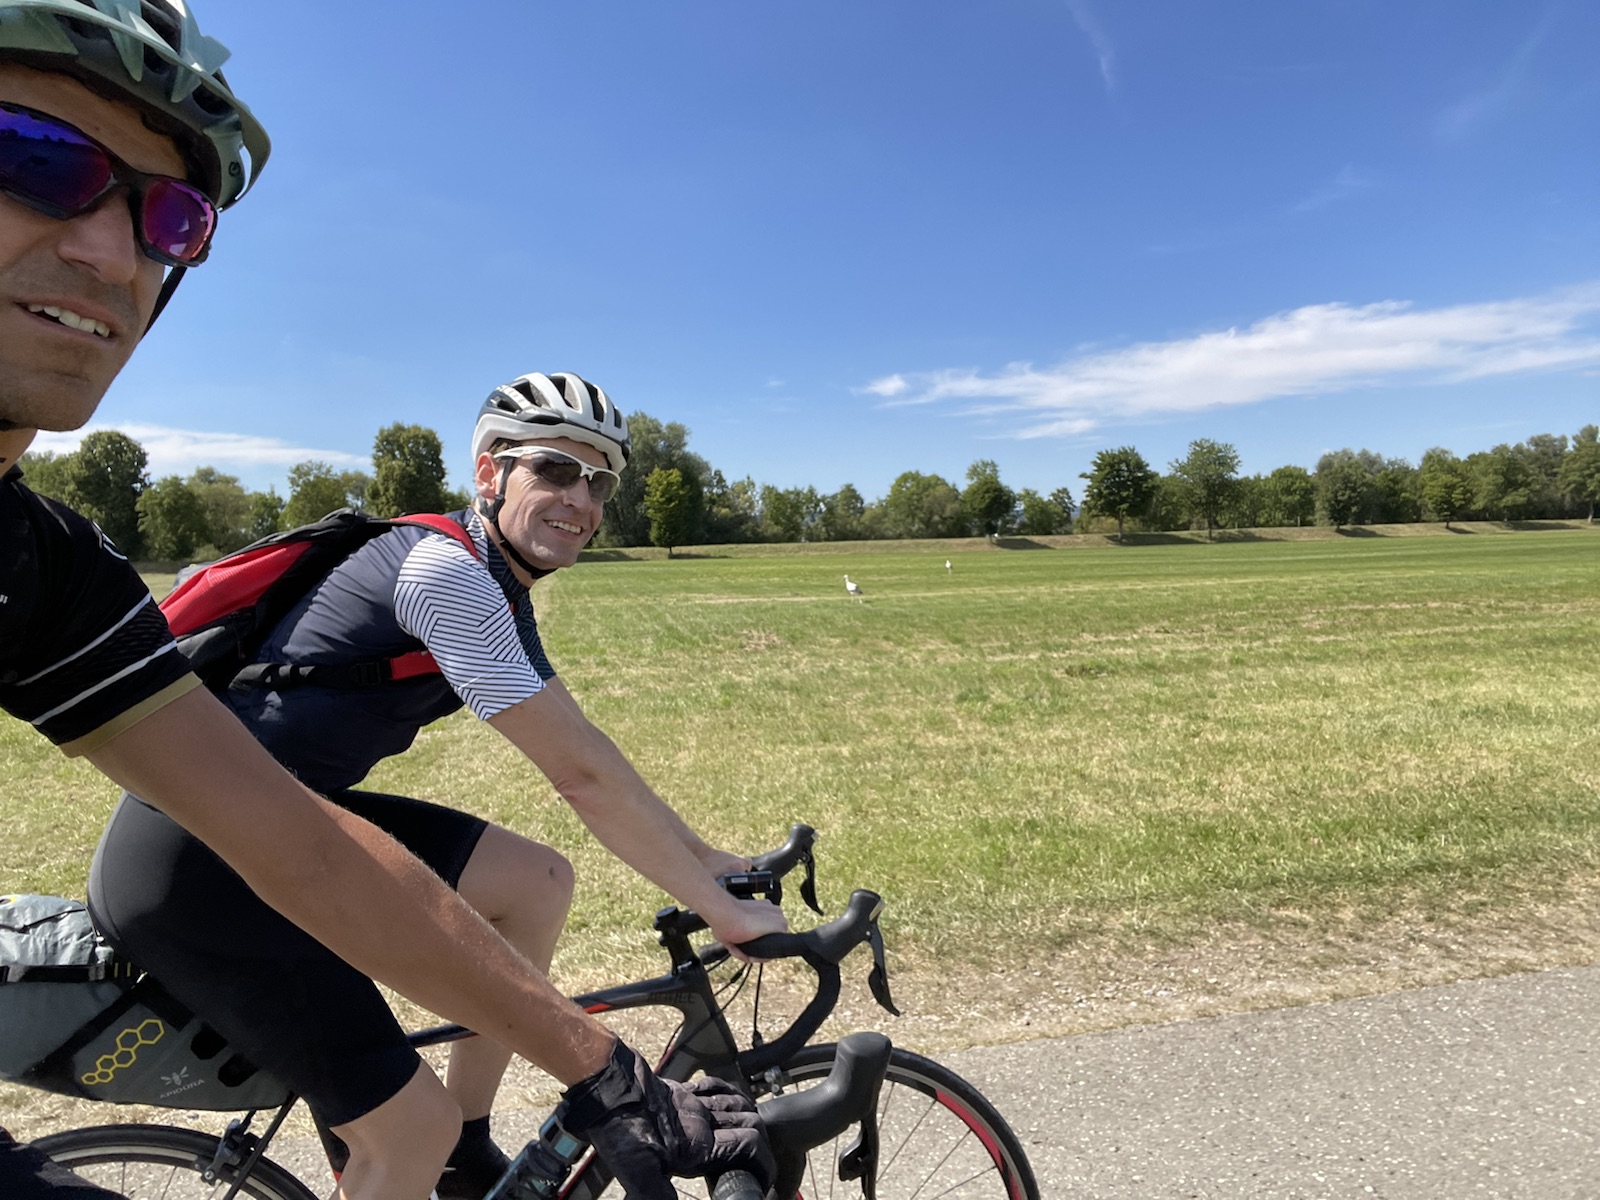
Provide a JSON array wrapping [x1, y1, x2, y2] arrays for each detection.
[[0, 64, 185, 433], [476, 435, 610, 574]]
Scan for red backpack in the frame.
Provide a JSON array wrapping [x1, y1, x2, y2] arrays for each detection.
[[160, 509, 478, 692]]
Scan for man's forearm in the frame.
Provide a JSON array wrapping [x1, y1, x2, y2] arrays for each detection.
[[88, 688, 615, 1084]]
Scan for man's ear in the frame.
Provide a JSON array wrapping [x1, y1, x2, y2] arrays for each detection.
[[474, 453, 500, 500]]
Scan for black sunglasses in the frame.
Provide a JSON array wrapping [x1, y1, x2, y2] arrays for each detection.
[[0, 102, 218, 267], [497, 446, 622, 503]]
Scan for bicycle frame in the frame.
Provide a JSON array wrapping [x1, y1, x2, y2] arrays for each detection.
[[85, 827, 901, 1200], [407, 951, 750, 1199]]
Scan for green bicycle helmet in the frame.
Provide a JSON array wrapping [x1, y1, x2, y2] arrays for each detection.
[[0, 0, 268, 207]]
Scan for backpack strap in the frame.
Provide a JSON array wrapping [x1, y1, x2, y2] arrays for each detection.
[[389, 513, 479, 558], [230, 514, 484, 691]]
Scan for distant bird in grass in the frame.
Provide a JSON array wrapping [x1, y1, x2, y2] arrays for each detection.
[[844, 574, 864, 600], [945, 559, 952, 573]]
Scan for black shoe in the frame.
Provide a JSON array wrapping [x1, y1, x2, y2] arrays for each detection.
[[436, 1137, 514, 1200]]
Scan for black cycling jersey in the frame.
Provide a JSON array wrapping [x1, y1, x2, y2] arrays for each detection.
[[221, 509, 554, 792], [1, 466, 198, 1198], [0, 467, 197, 753]]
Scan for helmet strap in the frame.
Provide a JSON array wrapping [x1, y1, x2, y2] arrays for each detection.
[[477, 459, 555, 581], [145, 266, 187, 331]]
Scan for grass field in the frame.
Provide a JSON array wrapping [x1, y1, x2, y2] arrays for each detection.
[[5, 527, 1600, 1074]]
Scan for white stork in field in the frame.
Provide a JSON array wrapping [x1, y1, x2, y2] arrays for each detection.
[[844, 574, 864, 600], [945, 559, 952, 573]]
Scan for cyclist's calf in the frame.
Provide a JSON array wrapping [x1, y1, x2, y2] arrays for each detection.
[[333, 1061, 462, 1200]]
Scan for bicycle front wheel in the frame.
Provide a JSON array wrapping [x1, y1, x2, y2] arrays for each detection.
[[774, 1043, 1040, 1200], [34, 1124, 319, 1200]]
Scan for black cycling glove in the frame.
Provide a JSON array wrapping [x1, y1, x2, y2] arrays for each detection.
[[558, 1040, 774, 1200]]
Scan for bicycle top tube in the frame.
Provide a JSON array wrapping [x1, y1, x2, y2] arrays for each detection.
[[403, 821, 896, 1069]]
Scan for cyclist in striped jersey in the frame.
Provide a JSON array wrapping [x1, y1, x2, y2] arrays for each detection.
[[89, 372, 786, 1200]]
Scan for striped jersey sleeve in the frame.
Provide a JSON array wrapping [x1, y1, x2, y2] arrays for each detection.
[[392, 533, 547, 720]]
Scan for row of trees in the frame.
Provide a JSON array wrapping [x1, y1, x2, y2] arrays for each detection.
[[19, 415, 1599, 561], [20, 424, 467, 561], [1077, 426, 1600, 542]]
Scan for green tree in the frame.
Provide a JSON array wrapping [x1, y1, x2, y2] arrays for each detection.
[[960, 459, 1016, 537], [283, 460, 356, 527], [1371, 458, 1421, 523], [247, 489, 286, 539], [759, 485, 820, 542], [1558, 425, 1600, 523], [1314, 450, 1375, 528], [1469, 444, 1536, 521], [1141, 474, 1188, 532], [1170, 438, 1240, 540], [1262, 465, 1315, 527], [17, 450, 75, 503], [186, 466, 253, 552], [1049, 486, 1077, 527], [368, 423, 451, 517], [1015, 488, 1063, 535], [702, 471, 759, 544], [136, 475, 211, 560], [879, 471, 964, 539], [339, 469, 374, 513], [1079, 446, 1156, 542], [599, 413, 706, 547], [1419, 448, 1473, 528], [1520, 433, 1568, 517], [643, 467, 695, 557], [67, 430, 148, 555], [817, 483, 866, 541]]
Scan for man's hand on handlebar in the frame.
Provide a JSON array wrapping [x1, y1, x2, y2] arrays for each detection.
[[559, 1039, 775, 1200], [708, 896, 789, 965], [696, 846, 753, 878]]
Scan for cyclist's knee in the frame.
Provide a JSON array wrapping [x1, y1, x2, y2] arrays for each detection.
[[535, 840, 576, 909], [460, 827, 574, 920]]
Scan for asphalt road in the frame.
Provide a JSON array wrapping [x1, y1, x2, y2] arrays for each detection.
[[939, 964, 1600, 1198]]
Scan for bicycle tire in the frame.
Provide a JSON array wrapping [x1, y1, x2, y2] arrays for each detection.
[[33, 1123, 320, 1200], [773, 1043, 1041, 1200]]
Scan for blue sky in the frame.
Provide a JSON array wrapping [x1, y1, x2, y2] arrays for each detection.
[[37, 1, 1600, 503]]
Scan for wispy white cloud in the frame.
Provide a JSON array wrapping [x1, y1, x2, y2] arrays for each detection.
[[857, 283, 1600, 439], [1436, 12, 1552, 142], [30, 423, 368, 480], [861, 373, 909, 398], [1064, 0, 1116, 95], [1292, 164, 1374, 213]]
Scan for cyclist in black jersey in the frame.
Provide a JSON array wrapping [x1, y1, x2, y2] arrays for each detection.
[[90, 372, 775, 1199], [0, 5, 781, 1200]]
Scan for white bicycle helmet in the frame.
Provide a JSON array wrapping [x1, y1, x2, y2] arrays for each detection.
[[0, 0, 269, 208], [472, 372, 631, 475]]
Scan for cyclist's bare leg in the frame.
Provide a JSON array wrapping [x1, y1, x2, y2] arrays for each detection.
[[448, 826, 575, 1117], [332, 1061, 461, 1200]]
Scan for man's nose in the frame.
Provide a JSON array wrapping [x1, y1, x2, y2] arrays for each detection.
[[55, 190, 144, 286]]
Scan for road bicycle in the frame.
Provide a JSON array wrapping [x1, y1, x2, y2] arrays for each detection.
[[35, 824, 1040, 1199]]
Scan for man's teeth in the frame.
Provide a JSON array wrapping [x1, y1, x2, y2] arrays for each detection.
[[27, 305, 111, 338], [548, 521, 582, 534]]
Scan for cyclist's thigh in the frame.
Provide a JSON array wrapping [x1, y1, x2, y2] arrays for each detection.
[[327, 789, 489, 888], [87, 793, 421, 1129], [0, 1128, 123, 1200]]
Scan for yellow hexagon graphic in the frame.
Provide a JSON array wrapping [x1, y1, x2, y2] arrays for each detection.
[[80, 1018, 167, 1087]]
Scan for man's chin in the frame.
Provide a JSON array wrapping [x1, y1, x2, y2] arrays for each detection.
[[0, 384, 104, 433]]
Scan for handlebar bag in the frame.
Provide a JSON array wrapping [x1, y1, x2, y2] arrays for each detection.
[[0, 895, 290, 1111]]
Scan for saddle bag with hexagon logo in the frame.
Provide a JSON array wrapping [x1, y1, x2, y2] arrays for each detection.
[[0, 895, 290, 1110]]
